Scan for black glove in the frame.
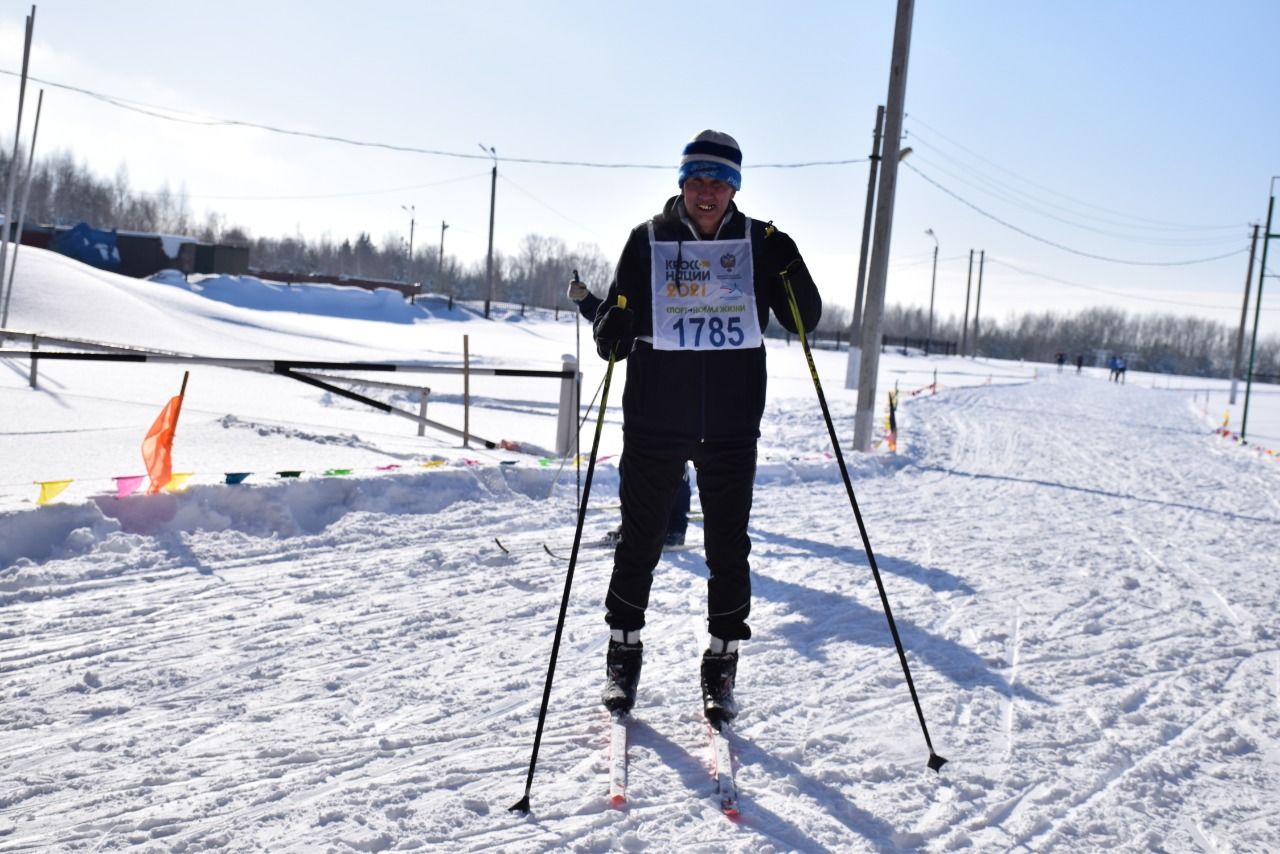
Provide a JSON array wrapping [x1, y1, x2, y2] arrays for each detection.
[[763, 230, 803, 278], [595, 304, 635, 354]]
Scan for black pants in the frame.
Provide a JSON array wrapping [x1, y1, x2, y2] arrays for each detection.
[[604, 435, 757, 641]]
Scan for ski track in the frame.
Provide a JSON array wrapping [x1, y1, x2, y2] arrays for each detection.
[[1, 373, 1278, 851]]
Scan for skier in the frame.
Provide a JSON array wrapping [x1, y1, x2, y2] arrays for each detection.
[[568, 279, 692, 549], [590, 129, 822, 722]]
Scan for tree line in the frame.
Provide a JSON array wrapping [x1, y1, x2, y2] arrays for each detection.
[[859, 304, 1278, 379], [2, 145, 1275, 379]]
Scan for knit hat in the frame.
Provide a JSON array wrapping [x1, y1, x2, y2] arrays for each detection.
[[678, 130, 742, 191]]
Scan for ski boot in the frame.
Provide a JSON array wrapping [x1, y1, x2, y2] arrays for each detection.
[[602, 631, 642, 714], [701, 638, 740, 724]]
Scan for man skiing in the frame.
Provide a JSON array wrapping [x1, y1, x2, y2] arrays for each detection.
[[590, 129, 822, 723]]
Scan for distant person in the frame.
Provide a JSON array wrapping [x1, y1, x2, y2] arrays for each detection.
[[1055, 352, 1065, 373], [568, 279, 692, 549], [1108, 355, 1119, 382], [1116, 355, 1127, 384], [1075, 354, 1083, 374], [589, 128, 822, 723]]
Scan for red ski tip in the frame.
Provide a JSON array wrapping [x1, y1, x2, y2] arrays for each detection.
[[609, 794, 627, 808]]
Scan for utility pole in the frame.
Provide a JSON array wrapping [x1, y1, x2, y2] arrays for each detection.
[[845, 104, 886, 390], [960, 249, 974, 358], [1241, 178, 1277, 442], [1229, 223, 1260, 405], [401, 204, 415, 277], [0, 89, 42, 330], [853, 0, 916, 453], [925, 228, 938, 355], [481, 144, 497, 319], [0, 6, 35, 324], [971, 249, 985, 359]]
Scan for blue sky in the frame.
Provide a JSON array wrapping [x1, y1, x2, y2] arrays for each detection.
[[1, 0, 1277, 330]]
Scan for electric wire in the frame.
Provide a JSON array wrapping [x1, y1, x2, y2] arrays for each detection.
[[906, 146, 1244, 247], [149, 170, 493, 203], [0, 69, 866, 171], [496, 173, 602, 239], [902, 161, 1248, 267], [985, 256, 1279, 313], [2, 68, 1266, 315], [905, 115, 1244, 232]]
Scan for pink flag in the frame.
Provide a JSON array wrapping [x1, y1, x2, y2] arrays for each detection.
[[114, 475, 146, 499]]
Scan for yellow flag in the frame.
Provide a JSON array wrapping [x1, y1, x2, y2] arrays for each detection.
[[164, 472, 194, 492], [35, 480, 73, 505]]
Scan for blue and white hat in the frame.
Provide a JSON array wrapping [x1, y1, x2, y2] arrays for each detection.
[[678, 130, 742, 191]]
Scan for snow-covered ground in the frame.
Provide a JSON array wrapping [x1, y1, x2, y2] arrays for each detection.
[[1, 247, 1278, 852]]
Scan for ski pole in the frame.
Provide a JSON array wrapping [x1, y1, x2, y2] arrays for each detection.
[[510, 295, 628, 814], [780, 267, 947, 773]]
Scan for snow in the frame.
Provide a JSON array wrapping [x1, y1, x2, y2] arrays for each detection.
[[1, 245, 1278, 851]]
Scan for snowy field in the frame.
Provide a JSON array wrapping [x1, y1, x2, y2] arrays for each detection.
[[1, 247, 1278, 852]]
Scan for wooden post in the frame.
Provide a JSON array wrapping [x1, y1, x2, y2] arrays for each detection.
[[555, 355, 577, 457]]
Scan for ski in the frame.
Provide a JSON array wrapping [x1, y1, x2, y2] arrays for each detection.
[[542, 536, 616, 560], [608, 711, 629, 805], [708, 719, 739, 818]]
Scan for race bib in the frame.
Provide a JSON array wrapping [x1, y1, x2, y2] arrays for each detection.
[[648, 222, 763, 352]]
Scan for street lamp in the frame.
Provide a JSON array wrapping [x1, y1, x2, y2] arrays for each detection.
[[924, 228, 938, 355], [480, 143, 497, 318]]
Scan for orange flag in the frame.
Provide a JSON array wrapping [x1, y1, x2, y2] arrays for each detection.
[[142, 372, 189, 495]]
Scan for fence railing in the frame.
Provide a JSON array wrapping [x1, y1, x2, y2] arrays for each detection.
[[0, 328, 581, 454]]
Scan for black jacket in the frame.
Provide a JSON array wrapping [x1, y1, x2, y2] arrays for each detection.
[[593, 196, 822, 442]]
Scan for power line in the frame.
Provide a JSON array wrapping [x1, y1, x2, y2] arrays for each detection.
[[903, 161, 1248, 267], [0, 68, 867, 171], [906, 144, 1243, 247], [985, 256, 1279, 312], [136, 170, 492, 202], [905, 115, 1244, 232], [496, 173, 602, 239]]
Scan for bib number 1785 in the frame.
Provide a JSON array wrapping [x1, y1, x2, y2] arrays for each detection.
[[673, 315, 745, 348]]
